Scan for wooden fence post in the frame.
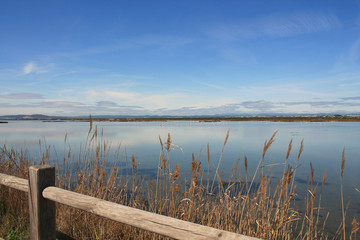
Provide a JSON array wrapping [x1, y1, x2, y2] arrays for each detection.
[[28, 165, 56, 240]]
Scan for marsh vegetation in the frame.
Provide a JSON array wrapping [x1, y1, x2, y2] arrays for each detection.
[[0, 120, 359, 239]]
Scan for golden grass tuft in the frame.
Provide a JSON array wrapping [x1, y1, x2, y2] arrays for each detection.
[[351, 217, 360, 240]]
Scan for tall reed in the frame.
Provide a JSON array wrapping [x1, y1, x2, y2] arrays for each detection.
[[0, 122, 359, 239]]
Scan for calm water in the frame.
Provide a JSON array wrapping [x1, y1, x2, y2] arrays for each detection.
[[1, 120, 359, 233]]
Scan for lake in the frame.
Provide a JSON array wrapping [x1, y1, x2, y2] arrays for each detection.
[[1, 120, 359, 235]]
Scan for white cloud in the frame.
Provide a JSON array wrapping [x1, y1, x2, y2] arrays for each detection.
[[22, 62, 51, 75], [23, 62, 37, 75]]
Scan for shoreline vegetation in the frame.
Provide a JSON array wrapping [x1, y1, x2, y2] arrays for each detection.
[[2, 114, 360, 123], [1, 120, 360, 239]]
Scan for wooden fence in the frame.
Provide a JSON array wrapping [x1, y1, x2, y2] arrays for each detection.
[[0, 165, 260, 240]]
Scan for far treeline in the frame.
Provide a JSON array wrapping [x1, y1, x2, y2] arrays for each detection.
[[56, 115, 360, 122], [2, 114, 360, 122]]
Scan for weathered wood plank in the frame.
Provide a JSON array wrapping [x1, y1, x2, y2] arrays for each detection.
[[28, 165, 56, 240], [43, 186, 260, 240], [0, 173, 28, 192]]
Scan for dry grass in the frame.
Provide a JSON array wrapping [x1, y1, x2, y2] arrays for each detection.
[[0, 123, 359, 239]]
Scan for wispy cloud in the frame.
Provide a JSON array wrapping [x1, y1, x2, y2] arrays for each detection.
[[110, 74, 152, 80], [2, 96, 360, 116], [283, 100, 348, 107], [241, 100, 276, 111], [40, 100, 87, 108], [96, 101, 142, 108], [141, 93, 190, 109], [59, 35, 194, 57], [338, 81, 360, 87], [0, 101, 85, 110], [23, 62, 36, 75], [349, 37, 360, 64], [198, 81, 226, 90], [206, 12, 340, 41], [0, 93, 44, 99], [134, 35, 194, 47], [333, 37, 360, 71], [87, 90, 137, 100], [97, 101, 119, 107], [341, 96, 360, 101], [87, 89, 190, 110], [58, 89, 75, 98], [237, 84, 332, 100], [260, 13, 340, 37], [106, 91, 138, 99], [22, 62, 54, 75], [22, 62, 51, 75], [242, 99, 360, 111]]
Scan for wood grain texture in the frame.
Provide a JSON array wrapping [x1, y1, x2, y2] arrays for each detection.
[[43, 186, 260, 240], [0, 173, 28, 192], [28, 165, 56, 240], [1, 170, 261, 239]]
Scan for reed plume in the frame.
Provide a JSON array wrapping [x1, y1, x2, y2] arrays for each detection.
[[341, 148, 346, 240]]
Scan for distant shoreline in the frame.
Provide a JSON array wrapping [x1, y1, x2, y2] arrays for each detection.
[[2, 115, 360, 123], [33, 116, 360, 122]]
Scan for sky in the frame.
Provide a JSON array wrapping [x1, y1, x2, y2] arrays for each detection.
[[1, 0, 360, 116]]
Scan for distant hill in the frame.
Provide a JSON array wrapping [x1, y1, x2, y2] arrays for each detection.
[[0, 114, 62, 120], [1, 113, 359, 121]]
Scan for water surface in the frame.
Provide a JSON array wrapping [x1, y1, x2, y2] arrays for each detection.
[[1, 120, 359, 234]]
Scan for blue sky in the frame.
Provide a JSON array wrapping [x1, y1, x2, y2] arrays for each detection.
[[1, 0, 360, 116]]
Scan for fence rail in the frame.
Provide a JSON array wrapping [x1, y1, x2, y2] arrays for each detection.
[[0, 165, 260, 240], [0, 172, 28, 192]]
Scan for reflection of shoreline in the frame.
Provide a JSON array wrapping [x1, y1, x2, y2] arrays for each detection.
[[42, 120, 66, 122]]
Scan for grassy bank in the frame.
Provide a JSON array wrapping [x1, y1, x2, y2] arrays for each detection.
[[0, 123, 359, 239]]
